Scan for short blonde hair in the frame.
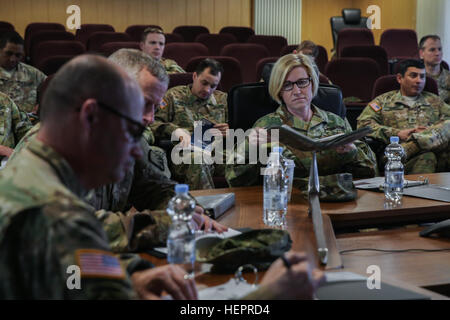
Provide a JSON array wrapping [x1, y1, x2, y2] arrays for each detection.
[[269, 53, 319, 105]]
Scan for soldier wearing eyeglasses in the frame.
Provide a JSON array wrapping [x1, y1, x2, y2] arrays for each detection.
[[0, 31, 46, 114], [226, 53, 377, 187]]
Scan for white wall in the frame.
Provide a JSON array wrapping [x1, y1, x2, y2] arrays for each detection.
[[416, 0, 450, 61]]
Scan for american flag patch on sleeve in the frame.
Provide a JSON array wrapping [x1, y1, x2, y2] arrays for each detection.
[[370, 102, 382, 112], [75, 249, 125, 279]]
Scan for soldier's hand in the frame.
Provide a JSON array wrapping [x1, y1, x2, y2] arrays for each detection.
[[173, 128, 192, 148], [213, 123, 229, 136], [0, 145, 13, 157], [397, 128, 416, 141], [414, 126, 427, 134], [191, 208, 228, 233], [259, 251, 325, 300], [131, 265, 198, 300], [335, 143, 356, 154]]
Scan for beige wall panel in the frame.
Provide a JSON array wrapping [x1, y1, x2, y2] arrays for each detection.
[[1, 0, 252, 37]]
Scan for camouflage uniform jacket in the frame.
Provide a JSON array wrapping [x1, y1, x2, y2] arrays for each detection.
[[0, 92, 32, 150], [9, 125, 176, 252], [0, 62, 46, 113], [151, 84, 228, 142], [0, 138, 150, 299], [429, 67, 450, 104], [161, 58, 185, 74], [226, 104, 378, 187], [357, 90, 450, 145]]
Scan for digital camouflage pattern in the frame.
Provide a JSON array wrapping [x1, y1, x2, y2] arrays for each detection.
[[0, 138, 140, 299], [429, 67, 450, 104], [0, 92, 32, 151], [357, 90, 450, 173], [161, 58, 185, 74], [151, 84, 228, 190], [226, 104, 378, 187], [0, 62, 46, 113], [9, 127, 176, 252], [294, 173, 357, 202]]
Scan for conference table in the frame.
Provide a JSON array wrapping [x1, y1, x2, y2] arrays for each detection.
[[145, 173, 450, 299]]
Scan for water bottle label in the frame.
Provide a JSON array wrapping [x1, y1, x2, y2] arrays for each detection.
[[264, 191, 286, 210], [386, 171, 404, 188]]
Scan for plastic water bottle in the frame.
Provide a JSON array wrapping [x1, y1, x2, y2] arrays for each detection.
[[166, 184, 196, 276], [263, 147, 287, 227], [277, 147, 295, 203], [384, 136, 405, 204]]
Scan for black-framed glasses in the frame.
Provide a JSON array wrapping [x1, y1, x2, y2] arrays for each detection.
[[281, 77, 312, 91], [97, 101, 146, 143]]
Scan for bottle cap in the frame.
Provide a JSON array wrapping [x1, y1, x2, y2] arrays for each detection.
[[272, 146, 283, 153], [390, 136, 399, 144], [175, 184, 189, 194]]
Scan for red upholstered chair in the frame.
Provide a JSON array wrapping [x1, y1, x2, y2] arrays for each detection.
[[36, 55, 74, 75], [168, 72, 193, 89], [164, 33, 184, 43], [280, 44, 298, 56], [220, 43, 270, 83], [100, 42, 140, 57], [172, 25, 209, 42], [371, 75, 439, 99], [185, 56, 242, 92], [86, 32, 132, 53], [24, 22, 65, 57], [316, 45, 329, 73], [75, 24, 115, 45], [125, 25, 161, 42], [325, 57, 381, 128], [341, 45, 389, 75], [33, 40, 85, 69], [336, 28, 374, 57], [219, 26, 255, 43], [247, 35, 288, 57], [194, 33, 237, 56], [163, 43, 209, 69], [29, 31, 75, 65], [380, 29, 420, 60], [255, 57, 279, 82], [0, 21, 14, 31]]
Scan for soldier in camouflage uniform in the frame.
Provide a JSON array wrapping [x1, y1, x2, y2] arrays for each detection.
[[0, 31, 46, 113], [357, 59, 450, 174], [226, 53, 377, 187], [139, 27, 185, 74], [0, 92, 32, 158], [419, 35, 450, 104], [0, 54, 200, 299], [151, 58, 229, 190]]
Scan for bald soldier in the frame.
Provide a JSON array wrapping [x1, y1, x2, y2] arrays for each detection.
[[357, 59, 450, 173], [0, 54, 324, 299], [150, 58, 229, 189], [139, 27, 185, 74], [0, 31, 46, 113]]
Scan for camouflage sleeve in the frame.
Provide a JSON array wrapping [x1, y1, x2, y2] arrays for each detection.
[[439, 100, 450, 121], [3, 205, 136, 299], [150, 91, 180, 142], [10, 98, 32, 144], [357, 98, 401, 144], [165, 61, 186, 74]]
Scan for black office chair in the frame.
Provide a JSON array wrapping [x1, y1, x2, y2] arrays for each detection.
[[330, 9, 369, 53], [228, 81, 347, 131]]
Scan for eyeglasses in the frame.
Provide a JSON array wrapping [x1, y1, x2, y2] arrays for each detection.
[[281, 77, 312, 91], [97, 101, 146, 143]]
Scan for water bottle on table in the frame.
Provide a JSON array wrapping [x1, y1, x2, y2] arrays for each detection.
[[278, 147, 295, 202], [166, 184, 196, 278], [263, 147, 288, 227], [384, 136, 405, 205]]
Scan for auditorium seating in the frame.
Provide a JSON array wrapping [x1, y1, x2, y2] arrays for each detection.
[[247, 35, 288, 57], [173, 25, 209, 42], [99, 42, 140, 57], [33, 40, 85, 69], [164, 33, 184, 43], [219, 26, 255, 43], [86, 32, 132, 53], [371, 75, 439, 99], [185, 56, 242, 92], [163, 43, 209, 69], [336, 28, 374, 57], [380, 29, 420, 60], [36, 55, 74, 75], [330, 8, 369, 51], [255, 57, 279, 82], [0, 21, 14, 31], [221, 43, 270, 83], [168, 72, 193, 89], [24, 22, 65, 58], [194, 33, 237, 56], [75, 24, 115, 45], [341, 45, 389, 75], [29, 31, 75, 65]]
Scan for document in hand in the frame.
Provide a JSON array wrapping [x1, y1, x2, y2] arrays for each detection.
[[267, 125, 372, 151]]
